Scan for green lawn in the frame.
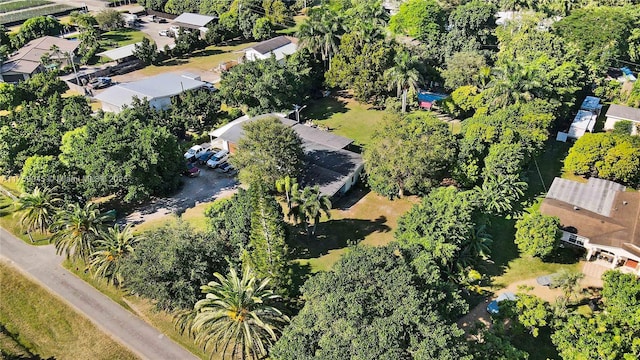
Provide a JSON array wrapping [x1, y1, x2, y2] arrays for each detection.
[[0, 194, 50, 245], [0, 0, 51, 13], [131, 201, 215, 235], [100, 28, 149, 49], [304, 95, 387, 147], [0, 262, 137, 360]]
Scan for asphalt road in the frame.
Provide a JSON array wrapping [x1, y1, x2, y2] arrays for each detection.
[[0, 228, 199, 360]]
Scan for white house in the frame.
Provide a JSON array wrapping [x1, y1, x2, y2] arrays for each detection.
[[540, 177, 640, 275], [210, 113, 363, 198], [604, 104, 640, 135], [95, 73, 207, 112], [243, 36, 298, 62]]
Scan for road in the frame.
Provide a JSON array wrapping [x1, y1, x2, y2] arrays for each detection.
[[0, 228, 199, 360]]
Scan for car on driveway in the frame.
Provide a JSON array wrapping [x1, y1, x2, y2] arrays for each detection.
[[183, 162, 200, 177], [487, 292, 517, 315], [88, 77, 112, 89], [158, 29, 168, 36], [206, 149, 229, 168], [184, 145, 205, 162], [218, 162, 235, 173], [196, 147, 222, 164], [536, 273, 560, 288]]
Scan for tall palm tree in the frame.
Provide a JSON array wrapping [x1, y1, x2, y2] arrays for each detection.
[[89, 224, 139, 286], [291, 185, 332, 236], [487, 62, 543, 108], [14, 187, 61, 242], [385, 51, 423, 113], [297, 10, 342, 70], [551, 269, 584, 303], [177, 267, 290, 360], [50, 202, 112, 262], [275, 176, 298, 211]]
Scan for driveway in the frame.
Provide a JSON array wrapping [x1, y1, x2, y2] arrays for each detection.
[[0, 228, 199, 360]]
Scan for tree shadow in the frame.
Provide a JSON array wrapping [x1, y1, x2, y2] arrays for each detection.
[[304, 96, 349, 121], [159, 58, 188, 67], [332, 184, 369, 210], [288, 261, 312, 299], [190, 48, 223, 58], [289, 216, 390, 259]]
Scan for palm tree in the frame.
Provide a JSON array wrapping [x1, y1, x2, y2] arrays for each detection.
[[297, 10, 342, 70], [50, 202, 112, 262], [49, 44, 61, 68], [89, 224, 139, 286], [461, 222, 493, 263], [385, 51, 423, 113], [476, 174, 527, 215], [177, 267, 290, 360], [291, 185, 331, 236], [487, 62, 543, 108], [275, 176, 298, 211], [14, 187, 61, 242], [551, 269, 585, 303]]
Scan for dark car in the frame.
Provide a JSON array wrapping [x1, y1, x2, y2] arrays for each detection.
[[88, 77, 112, 89], [218, 162, 235, 173], [196, 150, 214, 164], [183, 162, 200, 177]]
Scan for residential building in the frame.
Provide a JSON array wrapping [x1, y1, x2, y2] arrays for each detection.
[[172, 13, 217, 37], [209, 114, 364, 198], [95, 72, 207, 112], [540, 177, 640, 275], [243, 36, 298, 62], [0, 36, 79, 82], [604, 104, 640, 135]]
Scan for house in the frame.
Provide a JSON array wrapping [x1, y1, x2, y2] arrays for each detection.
[[243, 36, 298, 62], [540, 177, 640, 275], [209, 113, 364, 198], [604, 104, 640, 135], [95, 72, 207, 112], [97, 43, 143, 64], [172, 13, 217, 37], [0, 36, 79, 83]]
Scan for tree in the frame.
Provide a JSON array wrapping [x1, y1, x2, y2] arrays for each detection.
[[443, 0, 496, 57], [119, 222, 232, 310], [50, 202, 112, 262], [442, 51, 487, 90], [482, 142, 525, 179], [395, 186, 477, 278], [514, 210, 560, 258], [230, 116, 304, 188], [205, 189, 253, 264], [271, 245, 471, 360], [14, 16, 61, 47], [89, 224, 139, 286], [133, 37, 158, 66], [290, 185, 331, 236], [170, 89, 222, 134], [178, 266, 290, 360], [275, 175, 298, 211], [551, 269, 584, 304], [173, 28, 201, 57], [252, 17, 274, 40], [384, 51, 422, 113], [19, 155, 70, 194], [363, 113, 457, 198], [95, 10, 124, 31], [219, 57, 309, 115], [242, 188, 291, 294], [296, 8, 343, 70], [514, 292, 549, 337], [389, 0, 445, 42], [15, 187, 61, 240], [475, 174, 527, 216]]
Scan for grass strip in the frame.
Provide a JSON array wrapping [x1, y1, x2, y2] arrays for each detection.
[[0, 0, 51, 13]]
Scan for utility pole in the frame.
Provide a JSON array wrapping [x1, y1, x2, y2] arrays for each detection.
[[67, 51, 79, 87]]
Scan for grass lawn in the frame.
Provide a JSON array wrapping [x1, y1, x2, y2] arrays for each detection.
[[0, 194, 50, 245], [100, 28, 150, 49], [291, 186, 417, 272], [140, 41, 257, 76], [0, 175, 21, 196], [0, 262, 137, 360], [131, 201, 214, 234], [304, 94, 387, 147], [276, 14, 306, 35]]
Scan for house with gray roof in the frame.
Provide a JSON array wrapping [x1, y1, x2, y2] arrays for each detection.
[[604, 104, 640, 135], [243, 36, 298, 62], [211, 114, 363, 198], [1, 36, 79, 83], [172, 13, 217, 37], [540, 177, 640, 275], [95, 72, 207, 112]]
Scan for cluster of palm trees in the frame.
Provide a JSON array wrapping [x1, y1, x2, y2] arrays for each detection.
[[275, 176, 332, 236], [15, 187, 138, 285]]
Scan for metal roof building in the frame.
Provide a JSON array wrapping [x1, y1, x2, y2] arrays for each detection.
[[95, 72, 207, 112], [243, 36, 298, 62], [604, 104, 640, 135], [173, 13, 216, 30]]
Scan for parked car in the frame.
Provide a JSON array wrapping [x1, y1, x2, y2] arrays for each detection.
[[218, 162, 235, 173], [196, 147, 222, 164], [184, 145, 205, 161], [158, 29, 168, 36], [487, 292, 517, 315], [206, 149, 229, 168], [536, 274, 560, 288], [88, 77, 112, 89], [202, 82, 217, 92], [183, 162, 200, 177]]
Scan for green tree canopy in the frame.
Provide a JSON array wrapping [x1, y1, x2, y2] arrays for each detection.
[[514, 210, 560, 258]]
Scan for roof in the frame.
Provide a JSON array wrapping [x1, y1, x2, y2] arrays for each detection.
[[97, 43, 141, 61], [580, 96, 601, 111], [541, 178, 640, 257], [173, 13, 216, 28], [215, 114, 298, 144], [247, 36, 292, 55], [606, 104, 640, 122], [95, 73, 206, 109], [1, 36, 79, 75], [292, 124, 353, 149], [568, 110, 597, 138], [209, 115, 250, 138]]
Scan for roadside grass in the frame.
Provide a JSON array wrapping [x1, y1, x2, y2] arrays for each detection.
[[0, 262, 138, 360], [140, 41, 257, 76], [63, 262, 213, 360], [290, 186, 417, 272], [0, 175, 22, 196], [100, 28, 149, 50], [0, 194, 50, 245], [304, 95, 387, 147]]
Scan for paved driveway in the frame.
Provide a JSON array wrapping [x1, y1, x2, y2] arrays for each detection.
[[0, 228, 199, 360]]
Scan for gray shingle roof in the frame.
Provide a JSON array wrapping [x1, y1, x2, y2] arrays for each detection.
[[173, 13, 216, 28], [292, 124, 353, 149], [606, 104, 640, 122], [249, 36, 291, 55]]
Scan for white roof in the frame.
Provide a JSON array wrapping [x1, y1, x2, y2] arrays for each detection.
[[173, 13, 216, 27], [209, 115, 251, 138], [568, 110, 597, 138], [95, 73, 206, 109], [97, 43, 140, 61]]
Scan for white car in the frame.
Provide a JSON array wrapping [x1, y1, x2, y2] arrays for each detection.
[[158, 29, 168, 36], [184, 145, 205, 161], [206, 149, 229, 168]]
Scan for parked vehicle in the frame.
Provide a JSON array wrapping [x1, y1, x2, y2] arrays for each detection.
[[206, 149, 229, 168], [158, 30, 168, 36], [184, 145, 205, 161], [88, 77, 112, 89], [218, 162, 234, 173], [487, 292, 517, 315], [183, 162, 200, 177]]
